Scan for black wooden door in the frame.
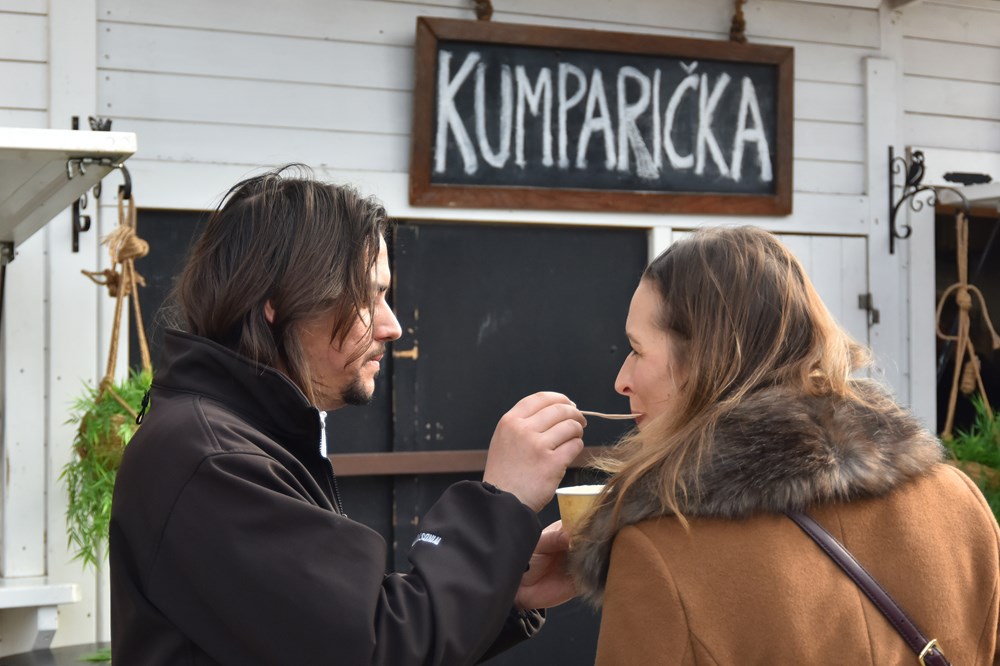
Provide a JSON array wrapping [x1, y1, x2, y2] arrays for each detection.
[[390, 222, 646, 665]]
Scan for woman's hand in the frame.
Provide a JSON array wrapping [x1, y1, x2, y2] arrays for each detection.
[[515, 520, 578, 610]]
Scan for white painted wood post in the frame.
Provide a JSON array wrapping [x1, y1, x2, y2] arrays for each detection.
[[906, 196, 938, 429], [0, 230, 47, 579], [45, 0, 104, 647], [864, 55, 910, 406]]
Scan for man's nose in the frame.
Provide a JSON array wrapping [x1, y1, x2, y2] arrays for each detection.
[[377, 305, 403, 342]]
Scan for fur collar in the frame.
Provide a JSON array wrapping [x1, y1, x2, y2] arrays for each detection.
[[568, 380, 945, 604]]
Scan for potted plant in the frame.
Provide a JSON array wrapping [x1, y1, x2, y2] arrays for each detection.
[[62, 368, 151, 568], [943, 394, 1000, 522]]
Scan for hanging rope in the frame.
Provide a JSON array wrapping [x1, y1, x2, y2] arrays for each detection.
[[730, 0, 748, 43], [474, 0, 493, 21], [81, 190, 153, 418], [935, 210, 1000, 440]]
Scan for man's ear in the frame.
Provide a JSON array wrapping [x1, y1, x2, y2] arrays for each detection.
[[264, 300, 276, 324]]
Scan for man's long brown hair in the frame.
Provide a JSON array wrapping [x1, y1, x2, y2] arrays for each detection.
[[170, 165, 388, 404], [589, 226, 871, 528]]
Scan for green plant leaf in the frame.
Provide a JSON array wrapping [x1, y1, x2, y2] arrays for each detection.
[[62, 368, 152, 569], [943, 393, 1000, 524], [78, 647, 112, 662]]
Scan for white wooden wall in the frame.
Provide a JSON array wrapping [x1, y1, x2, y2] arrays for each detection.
[[0, 0, 47, 129], [95, 0, 882, 220], [900, 0, 1000, 154], [0, 0, 997, 651]]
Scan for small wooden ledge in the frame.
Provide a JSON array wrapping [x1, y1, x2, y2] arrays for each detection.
[[0, 577, 81, 654]]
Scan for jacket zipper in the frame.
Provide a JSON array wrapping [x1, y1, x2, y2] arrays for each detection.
[[318, 411, 347, 517]]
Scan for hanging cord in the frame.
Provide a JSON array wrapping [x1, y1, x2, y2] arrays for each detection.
[[935, 210, 1000, 440], [730, 0, 748, 43], [474, 0, 493, 21], [81, 190, 153, 418]]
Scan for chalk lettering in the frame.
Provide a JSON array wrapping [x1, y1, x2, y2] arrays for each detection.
[[577, 68, 616, 170], [616, 66, 657, 180], [435, 50, 480, 175], [558, 63, 587, 169], [664, 73, 698, 169], [515, 65, 554, 168], [475, 62, 513, 168], [652, 69, 662, 170], [731, 76, 772, 182], [431, 53, 778, 189], [696, 72, 731, 177]]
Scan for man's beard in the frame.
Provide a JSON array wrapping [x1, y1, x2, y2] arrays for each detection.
[[340, 371, 377, 406], [340, 347, 384, 406]]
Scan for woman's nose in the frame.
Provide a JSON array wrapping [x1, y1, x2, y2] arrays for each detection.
[[614, 363, 631, 397]]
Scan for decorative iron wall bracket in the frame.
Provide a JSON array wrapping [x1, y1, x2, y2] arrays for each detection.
[[888, 147, 970, 254], [68, 116, 133, 253], [66, 158, 132, 253]]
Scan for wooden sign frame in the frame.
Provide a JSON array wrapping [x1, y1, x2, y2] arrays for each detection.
[[409, 17, 793, 215]]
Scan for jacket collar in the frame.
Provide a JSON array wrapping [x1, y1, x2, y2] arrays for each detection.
[[569, 380, 945, 604], [154, 329, 323, 461]]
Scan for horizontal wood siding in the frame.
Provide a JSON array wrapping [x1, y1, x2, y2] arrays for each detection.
[[901, 1, 1000, 151], [0, 7, 46, 118], [96, 0, 881, 207]]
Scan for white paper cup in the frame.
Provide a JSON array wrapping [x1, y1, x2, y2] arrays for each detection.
[[555, 485, 604, 535]]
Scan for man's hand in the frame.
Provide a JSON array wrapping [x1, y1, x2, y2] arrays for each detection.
[[515, 521, 578, 610], [483, 392, 586, 512]]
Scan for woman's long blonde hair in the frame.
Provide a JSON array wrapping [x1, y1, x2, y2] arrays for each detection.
[[591, 226, 870, 528]]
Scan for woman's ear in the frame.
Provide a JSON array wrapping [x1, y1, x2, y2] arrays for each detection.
[[264, 300, 277, 324]]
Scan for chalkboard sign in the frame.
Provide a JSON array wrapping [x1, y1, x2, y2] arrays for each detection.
[[410, 18, 793, 215]]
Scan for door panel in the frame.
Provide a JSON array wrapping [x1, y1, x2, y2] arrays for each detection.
[[777, 234, 870, 346], [392, 222, 647, 665], [671, 230, 870, 346]]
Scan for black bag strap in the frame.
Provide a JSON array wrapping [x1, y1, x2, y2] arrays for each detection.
[[785, 511, 951, 666]]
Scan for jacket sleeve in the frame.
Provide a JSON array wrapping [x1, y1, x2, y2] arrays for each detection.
[[477, 608, 545, 663], [596, 525, 691, 665], [144, 451, 542, 666]]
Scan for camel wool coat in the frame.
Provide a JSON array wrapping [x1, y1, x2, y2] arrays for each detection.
[[571, 381, 1000, 665]]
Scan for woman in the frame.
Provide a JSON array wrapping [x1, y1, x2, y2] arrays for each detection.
[[570, 226, 999, 664]]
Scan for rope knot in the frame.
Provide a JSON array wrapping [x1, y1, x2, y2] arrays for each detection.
[[81, 266, 145, 298], [474, 0, 492, 20], [730, 0, 748, 43], [960, 356, 980, 395], [105, 225, 150, 264], [956, 287, 973, 311]]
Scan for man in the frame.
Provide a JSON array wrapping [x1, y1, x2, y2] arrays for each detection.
[[110, 166, 586, 665]]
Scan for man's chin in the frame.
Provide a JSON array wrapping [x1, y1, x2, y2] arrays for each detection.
[[341, 380, 375, 406]]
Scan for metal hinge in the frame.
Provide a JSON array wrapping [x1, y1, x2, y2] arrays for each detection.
[[858, 293, 880, 326]]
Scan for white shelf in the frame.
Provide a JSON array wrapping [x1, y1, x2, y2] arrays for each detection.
[[0, 127, 137, 249], [0, 577, 81, 652], [0, 577, 79, 610]]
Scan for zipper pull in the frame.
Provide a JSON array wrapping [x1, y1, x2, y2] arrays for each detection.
[[318, 410, 328, 458], [135, 390, 151, 425]]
